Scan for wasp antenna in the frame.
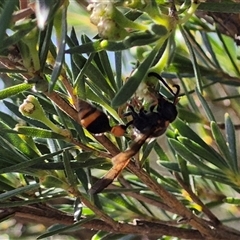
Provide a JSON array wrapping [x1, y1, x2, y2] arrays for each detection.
[[173, 84, 180, 96], [148, 72, 179, 97], [173, 84, 180, 104]]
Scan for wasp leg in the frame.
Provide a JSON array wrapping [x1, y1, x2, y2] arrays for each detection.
[[125, 120, 134, 129], [124, 105, 137, 117], [123, 106, 138, 129], [139, 107, 147, 115], [149, 104, 157, 112]]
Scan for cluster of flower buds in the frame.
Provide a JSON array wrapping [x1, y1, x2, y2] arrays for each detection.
[[87, 1, 171, 44], [88, 2, 128, 40]]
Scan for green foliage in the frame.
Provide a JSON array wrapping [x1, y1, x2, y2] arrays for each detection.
[[1, 1, 240, 239]]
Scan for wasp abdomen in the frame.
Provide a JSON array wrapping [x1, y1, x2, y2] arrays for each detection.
[[78, 100, 111, 134]]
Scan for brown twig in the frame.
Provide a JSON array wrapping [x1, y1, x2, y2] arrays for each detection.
[[44, 91, 79, 122], [60, 72, 79, 110], [2, 204, 240, 239], [0, 205, 203, 239]]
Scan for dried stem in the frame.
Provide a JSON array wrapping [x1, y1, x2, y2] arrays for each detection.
[[2, 204, 240, 239], [44, 91, 79, 122], [0, 205, 203, 239]]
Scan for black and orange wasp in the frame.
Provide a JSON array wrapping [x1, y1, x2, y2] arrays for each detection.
[[84, 72, 180, 194]]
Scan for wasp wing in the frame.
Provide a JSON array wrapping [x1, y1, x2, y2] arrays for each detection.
[[89, 133, 150, 194]]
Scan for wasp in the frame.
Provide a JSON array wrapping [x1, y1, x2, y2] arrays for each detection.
[[89, 72, 180, 194]]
